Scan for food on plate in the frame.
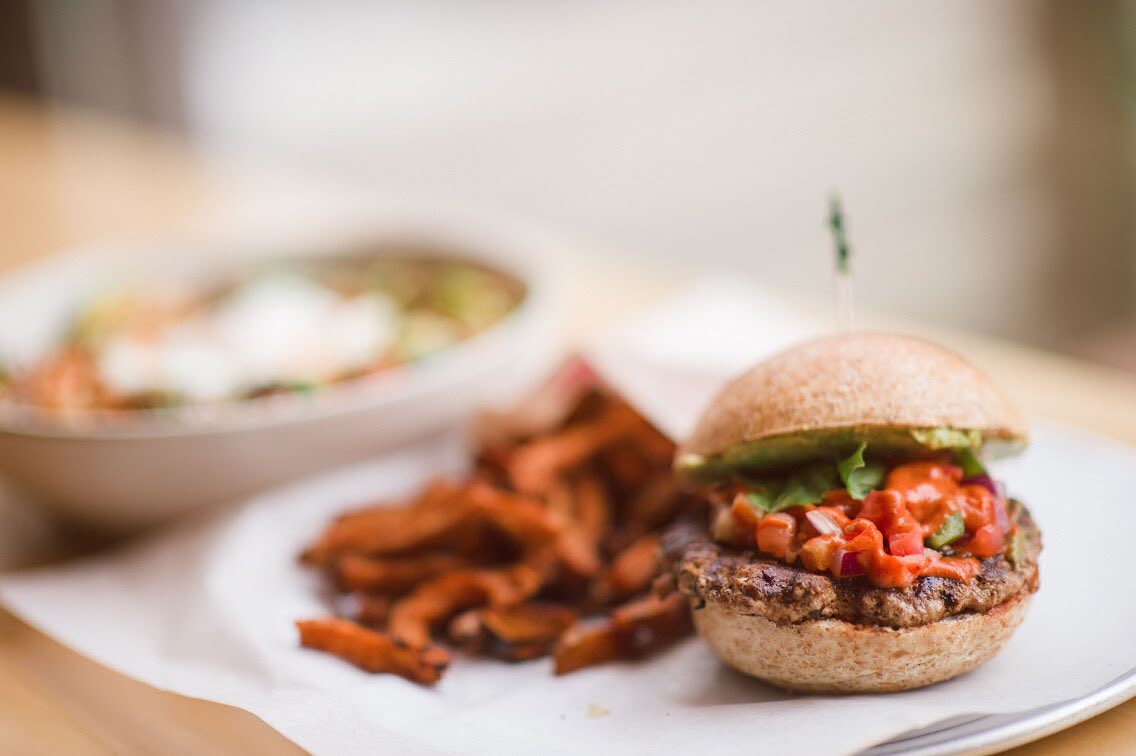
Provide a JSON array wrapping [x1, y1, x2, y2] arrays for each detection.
[[670, 332, 1040, 693], [296, 618, 450, 685], [3, 253, 524, 413], [297, 359, 698, 684], [450, 603, 579, 661], [553, 592, 692, 675]]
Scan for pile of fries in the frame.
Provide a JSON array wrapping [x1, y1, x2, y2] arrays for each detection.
[[297, 359, 698, 684]]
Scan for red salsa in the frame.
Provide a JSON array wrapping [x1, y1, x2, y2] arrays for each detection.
[[712, 461, 1015, 589]]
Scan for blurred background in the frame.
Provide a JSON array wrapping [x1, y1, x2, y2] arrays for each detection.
[[1, 0, 1135, 368]]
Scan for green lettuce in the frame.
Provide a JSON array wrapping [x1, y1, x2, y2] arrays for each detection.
[[738, 443, 890, 514], [741, 464, 841, 514], [837, 442, 886, 500], [956, 448, 986, 478]]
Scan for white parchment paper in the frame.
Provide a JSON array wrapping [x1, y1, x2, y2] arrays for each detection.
[[2, 276, 1134, 755]]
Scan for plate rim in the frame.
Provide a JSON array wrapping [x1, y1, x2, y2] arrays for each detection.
[[861, 666, 1136, 755]]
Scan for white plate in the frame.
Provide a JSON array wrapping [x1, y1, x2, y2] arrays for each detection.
[[863, 668, 1136, 754], [0, 204, 566, 530], [2, 420, 1134, 754]]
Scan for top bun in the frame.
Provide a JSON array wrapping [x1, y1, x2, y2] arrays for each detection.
[[678, 333, 1027, 477]]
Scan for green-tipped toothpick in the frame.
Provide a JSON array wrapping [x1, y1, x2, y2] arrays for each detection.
[[828, 195, 854, 330]]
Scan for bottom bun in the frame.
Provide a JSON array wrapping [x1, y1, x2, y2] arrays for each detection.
[[692, 593, 1030, 693]]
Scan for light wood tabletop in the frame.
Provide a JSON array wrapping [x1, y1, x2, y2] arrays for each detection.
[[1, 95, 1135, 754]]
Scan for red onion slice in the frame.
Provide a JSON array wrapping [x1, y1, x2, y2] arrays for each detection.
[[962, 474, 999, 496], [806, 509, 842, 535], [833, 549, 865, 577]]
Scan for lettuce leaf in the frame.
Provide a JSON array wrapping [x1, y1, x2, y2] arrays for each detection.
[[742, 489, 775, 513], [742, 464, 840, 514], [837, 442, 886, 500], [956, 448, 986, 478], [740, 444, 889, 514], [773, 465, 841, 510]]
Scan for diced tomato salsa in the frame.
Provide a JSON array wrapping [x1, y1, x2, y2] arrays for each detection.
[[714, 462, 1015, 589]]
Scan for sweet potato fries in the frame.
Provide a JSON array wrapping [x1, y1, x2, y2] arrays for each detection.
[[297, 359, 697, 684]]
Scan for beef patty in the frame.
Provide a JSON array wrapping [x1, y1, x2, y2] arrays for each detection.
[[666, 504, 1041, 629]]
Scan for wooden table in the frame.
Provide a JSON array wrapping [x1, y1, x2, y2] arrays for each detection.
[[2, 95, 1136, 754]]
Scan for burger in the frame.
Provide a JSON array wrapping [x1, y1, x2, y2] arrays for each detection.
[[668, 333, 1040, 692]]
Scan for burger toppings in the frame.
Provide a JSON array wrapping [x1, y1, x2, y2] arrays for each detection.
[[710, 448, 1016, 589], [836, 441, 885, 499], [926, 512, 965, 549]]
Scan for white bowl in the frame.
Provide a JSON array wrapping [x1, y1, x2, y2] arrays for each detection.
[[0, 207, 566, 531]]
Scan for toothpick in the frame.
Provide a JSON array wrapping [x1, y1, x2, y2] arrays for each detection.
[[828, 195, 854, 331]]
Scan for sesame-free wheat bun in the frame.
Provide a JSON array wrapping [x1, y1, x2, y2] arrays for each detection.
[[669, 332, 1039, 693], [690, 593, 1031, 693], [676, 333, 1027, 481]]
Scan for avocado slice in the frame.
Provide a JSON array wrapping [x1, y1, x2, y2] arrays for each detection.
[[676, 425, 1023, 483]]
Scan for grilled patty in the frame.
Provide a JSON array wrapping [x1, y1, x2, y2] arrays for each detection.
[[666, 505, 1041, 629]]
